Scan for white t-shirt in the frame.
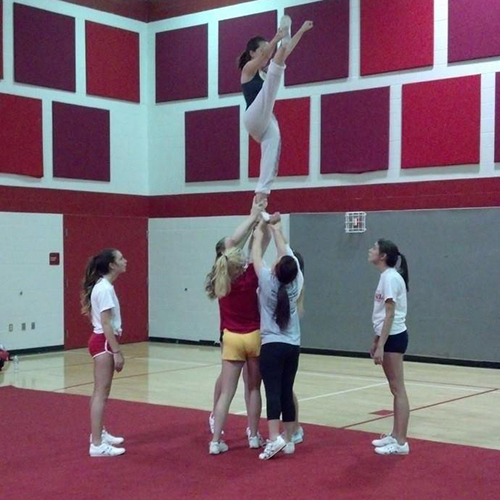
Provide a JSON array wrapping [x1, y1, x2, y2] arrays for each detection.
[[372, 268, 407, 336], [91, 278, 122, 335], [258, 245, 304, 346]]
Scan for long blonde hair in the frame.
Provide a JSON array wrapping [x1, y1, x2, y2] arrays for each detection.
[[205, 246, 246, 299]]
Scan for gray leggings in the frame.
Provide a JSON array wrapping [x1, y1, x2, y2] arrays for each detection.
[[243, 61, 285, 195]]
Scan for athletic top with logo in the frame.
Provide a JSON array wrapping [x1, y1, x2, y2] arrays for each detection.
[[91, 278, 122, 335], [242, 71, 264, 109], [372, 268, 407, 336], [218, 264, 260, 334], [258, 246, 304, 346]]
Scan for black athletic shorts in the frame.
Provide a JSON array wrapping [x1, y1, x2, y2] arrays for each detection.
[[384, 330, 408, 354]]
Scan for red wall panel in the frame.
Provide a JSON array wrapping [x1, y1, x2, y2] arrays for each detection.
[[321, 87, 390, 174], [284, 0, 350, 86], [185, 106, 240, 182], [53, 102, 110, 181], [14, 4, 75, 92], [449, 0, 500, 63], [0, 93, 43, 178], [64, 215, 148, 349], [402, 76, 481, 169], [156, 25, 208, 103], [361, 0, 434, 76], [86, 22, 140, 103], [249, 98, 310, 178]]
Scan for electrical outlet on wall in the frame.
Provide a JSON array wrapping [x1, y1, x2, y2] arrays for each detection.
[[31, 322, 35, 330], [8, 324, 13, 332], [21, 323, 26, 331]]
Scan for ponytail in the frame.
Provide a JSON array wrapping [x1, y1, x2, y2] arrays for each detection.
[[291, 249, 305, 317], [80, 248, 117, 316], [377, 239, 409, 292], [398, 252, 409, 292], [205, 247, 245, 299], [238, 50, 251, 70], [275, 284, 291, 329], [273, 255, 299, 330]]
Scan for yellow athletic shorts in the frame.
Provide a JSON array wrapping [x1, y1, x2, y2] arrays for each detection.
[[221, 329, 261, 361]]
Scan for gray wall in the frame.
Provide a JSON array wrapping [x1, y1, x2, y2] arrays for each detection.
[[290, 210, 500, 363]]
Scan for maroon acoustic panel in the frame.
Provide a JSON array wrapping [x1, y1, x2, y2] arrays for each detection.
[[321, 88, 390, 174], [86, 22, 140, 103], [249, 97, 310, 178], [495, 73, 500, 163], [449, 0, 500, 63], [185, 106, 240, 182], [0, 93, 43, 178], [156, 25, 208, 103], [53, 102, 110, 181], [218, 11, 277, 95], [284, 0, 349, 86], [361, 0, 433, 76], [0, 0, 3, 80], [402, 76, 481, 169], [14, 4, 75, 91]]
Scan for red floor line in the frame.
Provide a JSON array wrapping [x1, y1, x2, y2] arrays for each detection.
[[341, 387, 499, 430], [52, 362, 219, 392]]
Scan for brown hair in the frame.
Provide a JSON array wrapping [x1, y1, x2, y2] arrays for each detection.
[[81, 248, 117, 316]]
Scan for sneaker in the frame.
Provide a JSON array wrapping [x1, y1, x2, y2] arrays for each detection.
[[283, 442, 295, 455], [279, 15, 292, 47], [89, 443, 125, 457], [246, 427, 265, 449], [259, 436, 286, 460], [261, 211, 271, 223], [89, 429, 125, 446], [291, 426, 304, 444], [371, 434, 397, 447], [209, 441, 229, 455], [374, 442, 410, 455]]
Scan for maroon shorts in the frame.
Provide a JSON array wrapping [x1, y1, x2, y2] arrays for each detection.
[[88, 333, 119, 358]]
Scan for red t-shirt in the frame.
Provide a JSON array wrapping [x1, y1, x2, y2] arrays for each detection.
[[218, 264, 260, 333]]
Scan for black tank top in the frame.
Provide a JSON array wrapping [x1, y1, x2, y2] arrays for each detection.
[[242, 71, 264, 109]]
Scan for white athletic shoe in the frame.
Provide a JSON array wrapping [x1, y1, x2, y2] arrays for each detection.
[[209, 441, 229, 455], [89, 443, 126, 457], [374, 442, 410, 455], [371, 434, 397, 447], [283, 442, 295, 455], [291, 426, 304, 444], [246, 427, 265, 449], [279, 15, 292, 47], [259, 436, 286, 460], [261, 211, 271, 223], [89, 429, 124, 446]]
